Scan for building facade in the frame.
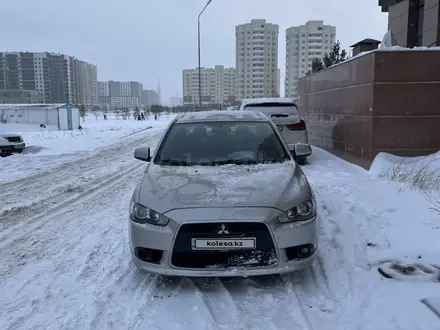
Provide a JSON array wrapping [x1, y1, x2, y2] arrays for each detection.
[[97, 80, 143, 109], [285, 20, 336, 100], [169, 95, 183, 107], [142, 89, 159, 107], [235, 19, 279, 101], [76, 60, 98, 106], [0, 52, 97, 105], [0, 89, 44, 104], [182, 65, 236, 105], [379, 0, 440, 47]]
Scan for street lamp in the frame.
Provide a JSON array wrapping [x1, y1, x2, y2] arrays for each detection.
[[198, 0, 213, 111], [157, 76, 161, 106]]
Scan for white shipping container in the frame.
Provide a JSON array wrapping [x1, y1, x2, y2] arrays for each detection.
[[0, 104, 79, 130]]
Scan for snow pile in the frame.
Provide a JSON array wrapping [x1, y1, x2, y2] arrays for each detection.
[[0, 115, 174, 182], [370, 151, 440, 192]]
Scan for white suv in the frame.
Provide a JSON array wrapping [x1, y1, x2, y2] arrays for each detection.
[[240, 97, 311, 164], [0, 132, 26, 157]]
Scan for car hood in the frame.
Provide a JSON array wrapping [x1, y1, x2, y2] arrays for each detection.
[[0, 132, 21, 138], [137, 162, 312, 215], [0, 135, 11, 145], [0, 133, 22, 146]]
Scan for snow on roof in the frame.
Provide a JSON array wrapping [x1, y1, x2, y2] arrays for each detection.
[[240, 97, 296, 109], [350, 38, 382, 47], [175, 110, 267, 123], [314, 45, 440, 73], [0, 103, 71, 110]]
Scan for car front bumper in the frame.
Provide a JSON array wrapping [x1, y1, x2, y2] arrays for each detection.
[[0, 142, 25, 156], [129, 210, 318, 277]]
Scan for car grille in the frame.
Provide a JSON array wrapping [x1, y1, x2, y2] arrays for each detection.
[[6, 136, 21, 142], [0, 145, 15, 152], [171, 222, 277, 269]]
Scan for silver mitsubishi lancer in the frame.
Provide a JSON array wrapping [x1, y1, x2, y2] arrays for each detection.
[[129, 110, 318, 277]]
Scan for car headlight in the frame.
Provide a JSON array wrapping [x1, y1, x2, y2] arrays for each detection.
[[129, 201, 169, 226], [278, 199, 316, 223]]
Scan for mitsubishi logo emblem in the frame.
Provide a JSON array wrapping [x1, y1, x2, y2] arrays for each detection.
[[217, 224, 229, 234]]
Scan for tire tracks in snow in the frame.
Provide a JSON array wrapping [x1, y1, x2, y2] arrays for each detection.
[[0, 164, 160, 330], [190, 266, 335, 330], [142, 263, 336, 330], [0, 129, 164, 229], [0, 130, 165, 278], [302, 164, 382, 328], [0, 163, 143, 279], [0, 131, 163, 224]]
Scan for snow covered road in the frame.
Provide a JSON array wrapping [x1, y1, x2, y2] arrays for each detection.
[[1, 127, 439, 329]]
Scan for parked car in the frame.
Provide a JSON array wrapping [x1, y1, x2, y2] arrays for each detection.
[[0, 132, 26, 157], [129, 110, 318, 277], [240, 97, 311, 164]]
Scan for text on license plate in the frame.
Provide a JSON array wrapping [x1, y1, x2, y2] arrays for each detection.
[[277, 125, 283, 131], [191, 238, 256, 250]]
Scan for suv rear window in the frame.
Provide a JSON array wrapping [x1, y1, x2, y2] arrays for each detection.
[[244, 103, 299, 115]]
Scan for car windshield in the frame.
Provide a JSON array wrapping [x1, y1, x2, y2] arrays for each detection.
[[245, 103, 299, 115], [154, 121, 291, 166]]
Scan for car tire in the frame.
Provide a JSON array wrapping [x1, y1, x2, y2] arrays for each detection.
[[296, 157, 307, 165]]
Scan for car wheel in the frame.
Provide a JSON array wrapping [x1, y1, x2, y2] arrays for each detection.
[[296, 157, 307, 165]]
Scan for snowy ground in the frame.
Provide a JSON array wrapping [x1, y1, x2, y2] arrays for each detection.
[[0, 119, 439, 329], [0, 114, 174, 182]]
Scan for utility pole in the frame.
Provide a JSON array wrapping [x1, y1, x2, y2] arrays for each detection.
[[157, 76, 161, 106], [197, 0, 213, 111]]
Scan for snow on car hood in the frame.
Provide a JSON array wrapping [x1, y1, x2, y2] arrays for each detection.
[[138, 162, 312, 214], [0, 132, 21, 138], [0, 135, 11, 145], [0, 133, 22, 146]]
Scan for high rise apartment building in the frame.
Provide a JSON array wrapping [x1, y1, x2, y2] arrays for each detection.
[[235, 19, 279, 100], [98, 80, 143, 109], [142, 89, 159, 107], [76, 60, 98, 106], [169, 95, 183, 107], [285, 20, 336, 100], [0, 52, 98, 104], [182, 65, 236, 105]]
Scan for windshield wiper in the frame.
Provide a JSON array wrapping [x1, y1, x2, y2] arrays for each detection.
[[158, 159, 192, 166], [199, 159, 258, 166]]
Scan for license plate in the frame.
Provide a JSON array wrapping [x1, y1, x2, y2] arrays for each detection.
[[14, 145, 22, 149], [191, 238, 256, 250], [277, 125, 283, 131]]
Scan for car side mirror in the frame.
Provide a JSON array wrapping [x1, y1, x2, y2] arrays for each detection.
[[293, 143, 312, 159], [134, 146, 151, 162]]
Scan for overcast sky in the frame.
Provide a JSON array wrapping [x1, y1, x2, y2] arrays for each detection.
[[2, 0, 388, 103]]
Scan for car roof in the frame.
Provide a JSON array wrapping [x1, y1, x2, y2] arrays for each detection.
[[240, 97, 297, 108], [174, 110, 269, 123]]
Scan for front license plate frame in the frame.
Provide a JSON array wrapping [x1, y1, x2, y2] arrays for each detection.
[[191, 238, 256, 250]]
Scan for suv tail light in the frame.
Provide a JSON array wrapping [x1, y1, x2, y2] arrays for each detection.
[[285, 120, 306, 131]]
